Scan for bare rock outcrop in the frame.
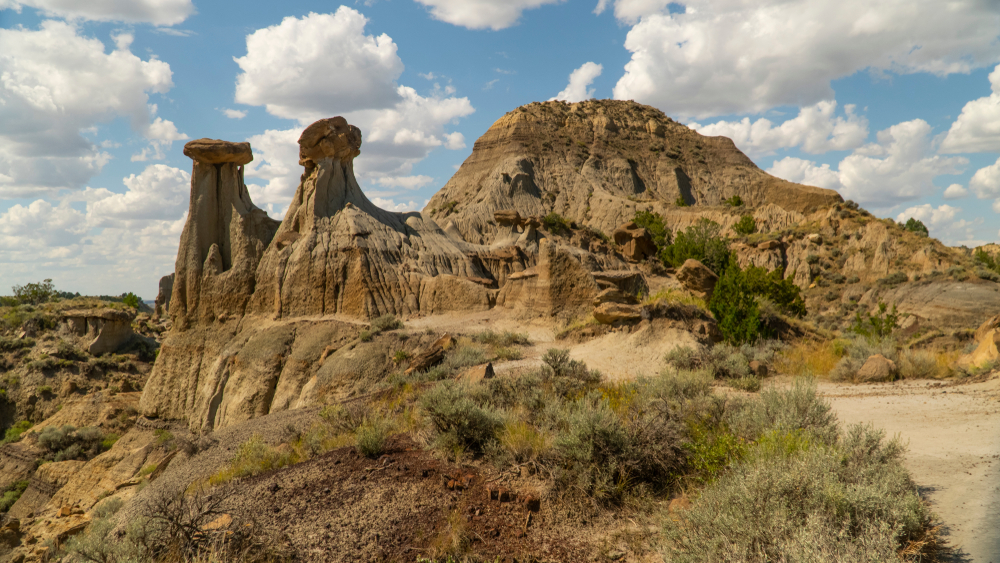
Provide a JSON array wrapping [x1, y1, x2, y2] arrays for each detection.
[[60, 309, 134, 355], [613, 222, 657, 262], [153, 274, 174, 319], [856, 354, 897, 383], [424, 99, 841, 245]]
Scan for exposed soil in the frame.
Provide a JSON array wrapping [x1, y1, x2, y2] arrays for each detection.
[[237, 435, 596, 562]]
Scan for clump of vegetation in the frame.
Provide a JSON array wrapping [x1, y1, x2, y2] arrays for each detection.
[[208, 434, 300, 486], [471, 330, 530, 347], [660, 218, 731, 276], [901, 217, 929, 236], [370, 314, 403, 334], [733, 215, 756, 235], [849, 301, 900, 342], [710, 262, 806, 344], [664, 341, 783, 382], [632, 209, 671, 249], [1, 420, 32, 445], [724, 195, 744, 207], [675, 196, 689, 207], [11, 278, 55, 305], [0, 480, 28, 512], [542, 212, 572, 234], [34, 424, 117, 462], [878, 271, 909, 286], [122, 292, 141, 308]]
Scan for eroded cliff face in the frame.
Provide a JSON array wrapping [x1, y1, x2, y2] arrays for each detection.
[[424, 99, 842, 245], [142, 117, 600, 431]]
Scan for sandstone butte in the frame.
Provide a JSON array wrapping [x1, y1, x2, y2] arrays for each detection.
[[6, 100, 1000, 562]]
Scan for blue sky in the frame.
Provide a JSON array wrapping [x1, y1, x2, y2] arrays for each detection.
[[1, 0, 999, 298]]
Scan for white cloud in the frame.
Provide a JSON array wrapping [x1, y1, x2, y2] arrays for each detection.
[[131, 114, 189, 161], [613, 1, 1000, 118], [895, 204, 959, 229], [370, 197, 420, 212], [375, 175, 434, 190], [940, 65, 1000, 153], [943, 184, 968, 200], [0, 164, 190, 296], [594, 0, 671, 23], [970, 157, 1000, 200], [0, 0, 194, 25], [767, 119, 967, 208], [550, 62, 603, 103], [236, 10, 474, 202], [690, 101, 868, 157], [222, 108, 247, 119], [234, 9, 404, 121], [0, 21, 175, 196], [413, 0, 564, 30]]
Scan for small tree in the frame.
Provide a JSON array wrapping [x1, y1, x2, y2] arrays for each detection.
[[122, 292, 141, 308], [849, 301, 900, 341], [660, 218, 732, 276], [11, 279, 54, 305], [633, 209, 672, 249], [901, 217, 929, 237], [733, 215, 757, 236], [710, 263, 768, 345]]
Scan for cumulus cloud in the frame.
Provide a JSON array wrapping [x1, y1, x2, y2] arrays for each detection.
[[940, 65, 1000, 153], [375, 175, 434, 190], [895, 204, 959, 229], [370, 197, 420, 212], [0, 0, 194, 25], [612, 1, 1000, 118], [689, 101, 868, 157], [0, 164, 190, 295], [594, 0, 671, 23], [767, 119, 967, 208], [234, 9, 404, 120], [0, 21, 176, 196], [550, 62, 603, 103], [132, 113, 189, 161], [222, 108, 247, 119], [413, 0, 564, 30], [943, 184, 968, 200], [970, 157, 1000, 200], [236, 9, 474, 202]]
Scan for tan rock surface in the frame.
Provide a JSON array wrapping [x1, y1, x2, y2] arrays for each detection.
[[182, 139, 253, 165], [676, 259, 719, 302], [856, 354, 897, 383]]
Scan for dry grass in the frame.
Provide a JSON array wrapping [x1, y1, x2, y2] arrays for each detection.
[[773, 339, 841, 377], [499, 419, 550, 463], [554, 316, 600, 339], [644, 288, 708, 311]]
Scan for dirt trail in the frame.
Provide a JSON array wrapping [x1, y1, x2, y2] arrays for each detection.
[[818, 378, 1000, 563]]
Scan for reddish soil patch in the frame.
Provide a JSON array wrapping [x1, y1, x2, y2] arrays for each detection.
[[237, 436, 592, 562]]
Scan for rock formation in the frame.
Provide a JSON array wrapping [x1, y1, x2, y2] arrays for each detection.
[[424, 99, 842, 245], [59, 309, 135, 355]]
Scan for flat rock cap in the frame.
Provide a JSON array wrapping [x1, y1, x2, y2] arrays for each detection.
[[183, 139, 253, 165]]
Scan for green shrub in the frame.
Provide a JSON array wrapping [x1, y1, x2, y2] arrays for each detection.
[[898, 349, 937, 379], [393, 350, 410, 364], [975, 249, 1000, 275], [725, 379, 838, 444], [730, 376, 761, 392], [1, 421, 31, 445], [674, 196, 689, 207], [356, 416, 392, 458], [0, 337, 35, 353], [847, 275, 860, 284], [710, 264, 766, 344], [542, 212, 572, 234], [878, 271, 909, 286], [471, 330, 530, 347], [370, 314, 403, 333], [359, 330, 372, 342], [724, 195, 744, 207], [733, 215, 756, 235], [420, 382, 503, 455], [664, 424, 928, 562], [805, 254, 820, 265], [848, 301, 899, 341], [0, 480, 28, 512], [36, 425, 113, 462], [633, 210, 672, 249], [740, 265, 806, 318], [901, 217, 929, 236], [37, 385, 52, 394], [976, 267, 1000, 282], [660, 218, 731, 276]]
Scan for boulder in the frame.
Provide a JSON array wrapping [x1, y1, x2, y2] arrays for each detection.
[[182, 139, 253, 165], [593, 302, 642, 324], [494, 209, 522, 225], [856, 354, 897, 383], [677, 259, 719, 302], [60, 309, 135, 355], [457, 363, 494, 383], [593, 288, 638, 306], [612, 222, 657, 262], [749, 361, 768, 378], [757, 239, 782, 250]]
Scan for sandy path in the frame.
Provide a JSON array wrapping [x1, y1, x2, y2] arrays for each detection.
[[818, 378, 1000, 562]]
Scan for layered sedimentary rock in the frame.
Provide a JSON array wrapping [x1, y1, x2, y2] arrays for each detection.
[[170, 139, 280, 328], [424, 99, 842, 245], [59, 309, 135, 355]]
